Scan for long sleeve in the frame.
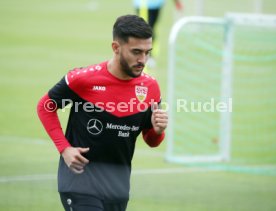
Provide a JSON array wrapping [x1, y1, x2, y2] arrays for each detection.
[[142, 128, 165, 147], [37, 94, 71, 153]]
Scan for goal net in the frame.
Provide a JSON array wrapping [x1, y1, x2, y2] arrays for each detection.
[[165, 13, 276, 164]]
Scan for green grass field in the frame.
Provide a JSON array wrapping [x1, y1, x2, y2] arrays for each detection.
[[1, 0, 276, 210]]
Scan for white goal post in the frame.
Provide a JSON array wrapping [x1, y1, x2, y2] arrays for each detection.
[[165, 13, 276, 163]]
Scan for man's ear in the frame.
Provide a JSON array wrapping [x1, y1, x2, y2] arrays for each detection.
[[112, 41, 120, 54]]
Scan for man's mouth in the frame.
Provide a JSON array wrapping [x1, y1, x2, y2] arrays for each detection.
[[134, 64, 144, 69]]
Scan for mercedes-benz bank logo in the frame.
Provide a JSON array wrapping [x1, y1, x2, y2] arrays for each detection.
[[87, 119, 103, 135]]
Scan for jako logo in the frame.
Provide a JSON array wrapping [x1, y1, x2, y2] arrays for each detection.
[[93, 86, 106, 91]]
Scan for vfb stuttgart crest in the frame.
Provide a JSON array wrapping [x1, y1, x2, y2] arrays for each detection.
[[135, 85, 148, 102]]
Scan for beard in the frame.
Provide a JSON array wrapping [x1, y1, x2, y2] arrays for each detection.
[[119, 53, 144, 78]]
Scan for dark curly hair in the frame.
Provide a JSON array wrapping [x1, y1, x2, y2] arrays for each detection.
[[113, 14, 152, 43]]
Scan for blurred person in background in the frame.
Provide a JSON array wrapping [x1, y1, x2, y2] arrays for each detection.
[[37, 14, 168, 211], [133, 0, 183, 67]]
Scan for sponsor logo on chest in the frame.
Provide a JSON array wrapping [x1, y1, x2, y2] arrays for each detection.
[[135, 85, 148, 102]]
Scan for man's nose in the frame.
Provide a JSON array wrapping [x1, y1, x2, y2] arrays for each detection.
[[138, 53, 148, 64]]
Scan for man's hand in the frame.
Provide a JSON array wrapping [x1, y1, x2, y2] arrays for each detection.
[[151, 103, 168, 135], [174, 0, 183, 11], [61, 147, 90, 174]]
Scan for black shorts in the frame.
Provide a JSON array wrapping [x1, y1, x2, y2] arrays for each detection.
[[60, 192, 128, 211]]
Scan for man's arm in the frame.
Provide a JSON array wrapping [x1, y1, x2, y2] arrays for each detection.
[[37, 76, 90, 174], [37, 94, 71, 153]]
